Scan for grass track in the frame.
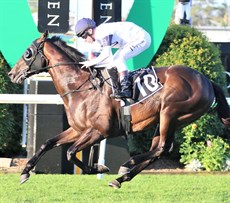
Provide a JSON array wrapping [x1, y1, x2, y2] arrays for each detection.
[[0, 173, 229, 203]]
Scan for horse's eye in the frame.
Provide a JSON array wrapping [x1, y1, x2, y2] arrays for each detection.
[[24, 48, 34, 60]]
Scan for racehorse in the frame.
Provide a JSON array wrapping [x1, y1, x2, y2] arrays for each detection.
[[8, 31, 230, 188]]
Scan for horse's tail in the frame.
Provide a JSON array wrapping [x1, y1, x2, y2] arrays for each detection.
[[212, 82, 230, 127]]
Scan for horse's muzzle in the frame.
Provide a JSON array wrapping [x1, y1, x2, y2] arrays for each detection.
[[8, 69, 28, 84]]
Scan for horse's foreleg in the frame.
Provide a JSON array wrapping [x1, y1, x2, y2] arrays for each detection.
[[20, 127, 79, 184], [67, 128, 110, 174]]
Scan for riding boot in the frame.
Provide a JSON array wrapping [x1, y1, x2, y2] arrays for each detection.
[[184, 19, 191, 25], [107, 67, 121, 99], [118, 71, 132, 98], [179, 19, 184, 25]]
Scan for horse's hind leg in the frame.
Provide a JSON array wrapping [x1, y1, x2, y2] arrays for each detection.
[[110, 112, 176, 188], [149, 124, 160, 151], [20, 127, 79, 184], [109, 148, 162, 188], [67, 128, 110, 174], [110, 140, 168, 188], [109, 159, 152, 188], [118, 125, 160, 175]]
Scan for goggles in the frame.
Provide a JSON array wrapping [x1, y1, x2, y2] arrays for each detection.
[[77, 30, 88, 39]]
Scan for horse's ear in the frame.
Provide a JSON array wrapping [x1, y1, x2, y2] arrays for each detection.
[[41, 30, 49, 40], [43, 30, 49, 39]]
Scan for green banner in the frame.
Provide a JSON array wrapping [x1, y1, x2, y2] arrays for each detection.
[[0, 0, 40, 67], [0, 0, 174, 69], [126, 0, 174, 70]]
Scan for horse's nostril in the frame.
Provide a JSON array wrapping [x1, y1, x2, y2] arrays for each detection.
[[8, 72, 14, 80]]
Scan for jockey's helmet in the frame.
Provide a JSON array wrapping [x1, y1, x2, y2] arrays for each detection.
[[75, 18, 96, 38]]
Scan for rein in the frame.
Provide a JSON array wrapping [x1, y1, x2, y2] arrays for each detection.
[[24, 36, 109, 97], [60, 76, 97, 98], [60, 67, 113, 97], [26, 61, 80, 78]]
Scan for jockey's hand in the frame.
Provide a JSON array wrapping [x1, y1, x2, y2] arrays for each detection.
[[79, 61, 91, 69]]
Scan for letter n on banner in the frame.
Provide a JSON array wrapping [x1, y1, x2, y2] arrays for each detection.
[[93, 0, 121, 25], [38, 0, 69, 33]]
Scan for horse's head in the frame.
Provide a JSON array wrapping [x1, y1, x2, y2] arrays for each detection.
[[8, 31, 49, 84]]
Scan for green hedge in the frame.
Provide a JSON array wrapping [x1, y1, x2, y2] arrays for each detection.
[[155, 24, 226, 87], [0, 52, 23, 157]]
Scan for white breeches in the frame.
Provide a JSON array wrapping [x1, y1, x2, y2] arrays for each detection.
[[177, 2, 191, 20], [108, 30, 151, 73]]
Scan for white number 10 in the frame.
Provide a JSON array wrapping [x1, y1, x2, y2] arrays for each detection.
[[134, 74, 159, 97]]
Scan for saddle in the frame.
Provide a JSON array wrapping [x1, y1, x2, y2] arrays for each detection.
[[90, 66, 163, 133], [92, 66, 163, 105]]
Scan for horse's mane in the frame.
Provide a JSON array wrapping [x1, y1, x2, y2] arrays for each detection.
[[47, 36, 85, 63]]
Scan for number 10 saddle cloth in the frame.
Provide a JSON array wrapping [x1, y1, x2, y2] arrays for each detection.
[[128, 66, 163, 106]]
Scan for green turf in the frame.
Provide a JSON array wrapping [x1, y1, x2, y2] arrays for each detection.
[[0, 173, 229, 203]]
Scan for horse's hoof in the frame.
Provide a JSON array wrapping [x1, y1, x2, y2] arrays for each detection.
[[108, 180, 121, 189], [20, 173, 30, 184], [98, 165, 110, 173], [118, 166, 131, 175]]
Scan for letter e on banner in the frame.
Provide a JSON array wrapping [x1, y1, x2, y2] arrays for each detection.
[[93, 0, 121, 25], [38, 0, 69, 33]]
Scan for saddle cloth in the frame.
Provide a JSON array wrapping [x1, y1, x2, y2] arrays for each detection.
[[128, 66, 163, 106], [120, 66, 163, 133], [97, 66, 163, 133]]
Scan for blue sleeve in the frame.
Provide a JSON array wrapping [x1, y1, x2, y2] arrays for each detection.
[[99, 35, 113, 47]]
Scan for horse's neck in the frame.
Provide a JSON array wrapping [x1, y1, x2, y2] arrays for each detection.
[[47, 60, 90, 97]]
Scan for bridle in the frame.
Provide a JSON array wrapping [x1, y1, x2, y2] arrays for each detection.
[[22, 38, 79, 78], [21, 37, 110, 97]]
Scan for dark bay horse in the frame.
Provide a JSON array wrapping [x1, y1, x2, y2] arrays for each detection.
[[8, 31, 230, 188]]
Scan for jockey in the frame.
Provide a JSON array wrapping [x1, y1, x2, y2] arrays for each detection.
[[75, 18, 151, 99]]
